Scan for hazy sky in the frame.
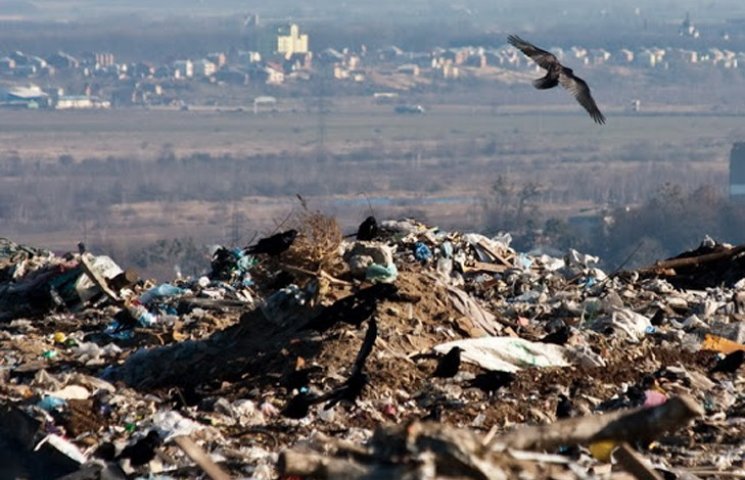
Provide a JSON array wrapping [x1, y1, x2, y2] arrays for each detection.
[[6, 0, 745, 24]]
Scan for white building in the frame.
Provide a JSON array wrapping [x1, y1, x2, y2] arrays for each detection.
[[173, 60, 194, 78], [193, 59, 217, 77]]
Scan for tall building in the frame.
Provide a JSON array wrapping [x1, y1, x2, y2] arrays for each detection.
[[277, 24, 308, 56], [248, 23, 309, 58]]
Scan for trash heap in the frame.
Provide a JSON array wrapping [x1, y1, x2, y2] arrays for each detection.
[[1, 214, 745, 480]]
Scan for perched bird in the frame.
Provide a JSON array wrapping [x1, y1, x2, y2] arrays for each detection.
[[210, 246, 236, 280], [92, 442, 117, 461], [117, 430, 161, 466], [281, 391, 316, 419], [540, 324, 571, 345], [282, 357, 323, 391], [466, 371, 515, 394], [421, 403, 443, 422], [244, 229, 298, 257], [710, 350, 745, 374], [356, 216, 379, 241], [432, 346, 464, 378], [507, 35, 606, 124], [556, 394, 574, 419]]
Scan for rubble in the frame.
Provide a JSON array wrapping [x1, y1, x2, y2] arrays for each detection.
[[1, 219, 745, 479]]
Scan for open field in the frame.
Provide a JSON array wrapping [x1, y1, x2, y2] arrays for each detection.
[[1, 101, 741, 277], [1, 101, 742, 160]]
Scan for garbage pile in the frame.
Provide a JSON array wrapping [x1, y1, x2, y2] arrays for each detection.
[[1, 215, 745, 480]]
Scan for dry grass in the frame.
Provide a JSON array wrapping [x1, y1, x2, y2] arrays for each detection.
[[285, 207, 345, 276]]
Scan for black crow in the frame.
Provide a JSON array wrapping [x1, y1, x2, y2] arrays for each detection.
[[508, 35, 606, 124], [281, 391, 317, 419], [283, 357, 323, 391], [323, 317, 378, 409], [117, 430, 161, 466], [710, 350, 745, 374], [356, 216, 379, 241], [304, 283, 397, 332], [281, 319, 378, 418], [466, 371, 515, 394], [92, 442, 117, 461], [540, 325, 571, 345], [556, 394, 573, 419], [432, 346, 464, 378], [421, 404, 443, 422], [244, 229, 298, 257]]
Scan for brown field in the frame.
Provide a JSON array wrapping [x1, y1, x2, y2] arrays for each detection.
[[1, 99, 741, 275]]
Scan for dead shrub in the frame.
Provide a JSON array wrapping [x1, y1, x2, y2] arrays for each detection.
[[285, 210, 345, 275]]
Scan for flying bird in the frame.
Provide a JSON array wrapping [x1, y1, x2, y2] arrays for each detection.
[[432, 346, 464, 378], [507, 35, 606, 125], [322, 317, 378, 409], [244, 229, 298, 257], [281, 318, 379, 418]]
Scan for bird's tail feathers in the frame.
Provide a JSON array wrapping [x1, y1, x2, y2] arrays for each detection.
[[533, 75, 559, 90]]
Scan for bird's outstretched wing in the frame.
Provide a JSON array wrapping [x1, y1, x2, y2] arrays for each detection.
[[559, 71, 606, 125], [350, 317, 377, 377], [507, 35, 558, 70]]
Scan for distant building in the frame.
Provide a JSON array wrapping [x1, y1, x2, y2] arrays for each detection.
[[249, 23, 309, 58], [277, 24, 308, 56], [47, 51, 80, 69], [215, 68, 249, 85], [173, 60, 194, 78], [0, 84, 49, 108], [55, 95, 110, 110], [679, 12, 700, 38], [193, 59, 217, 77], [730, 142, 745, 200], [207, 52, 227, 68], [129, 62, 155, 79], [396, 64, 420, 76], [82, 52, 115, 68], [0, 57, 16, 73]]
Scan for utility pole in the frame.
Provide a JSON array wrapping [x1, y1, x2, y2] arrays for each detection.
[[315, 68, 328, 163]]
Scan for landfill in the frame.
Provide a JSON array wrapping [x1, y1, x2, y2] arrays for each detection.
[[1, 213, 745, 480]]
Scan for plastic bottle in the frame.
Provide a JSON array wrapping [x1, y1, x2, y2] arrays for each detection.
[[128, 303, 158, 327], [139, 283, 186, 305]]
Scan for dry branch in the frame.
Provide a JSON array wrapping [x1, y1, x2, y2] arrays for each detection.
[[639, 245, 745, 273], [491, 395, 703, 451], [173, 435, 231, 480], [614, 443, 664, 480], [279, 450, 404, 479]]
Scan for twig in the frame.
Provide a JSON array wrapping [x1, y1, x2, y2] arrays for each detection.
[[612, 240, 645, 275], [613, 442, 663, 480], [686, 470, 745, 478], [280, 264, 351, 285], [173, 435, 232, 480]]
